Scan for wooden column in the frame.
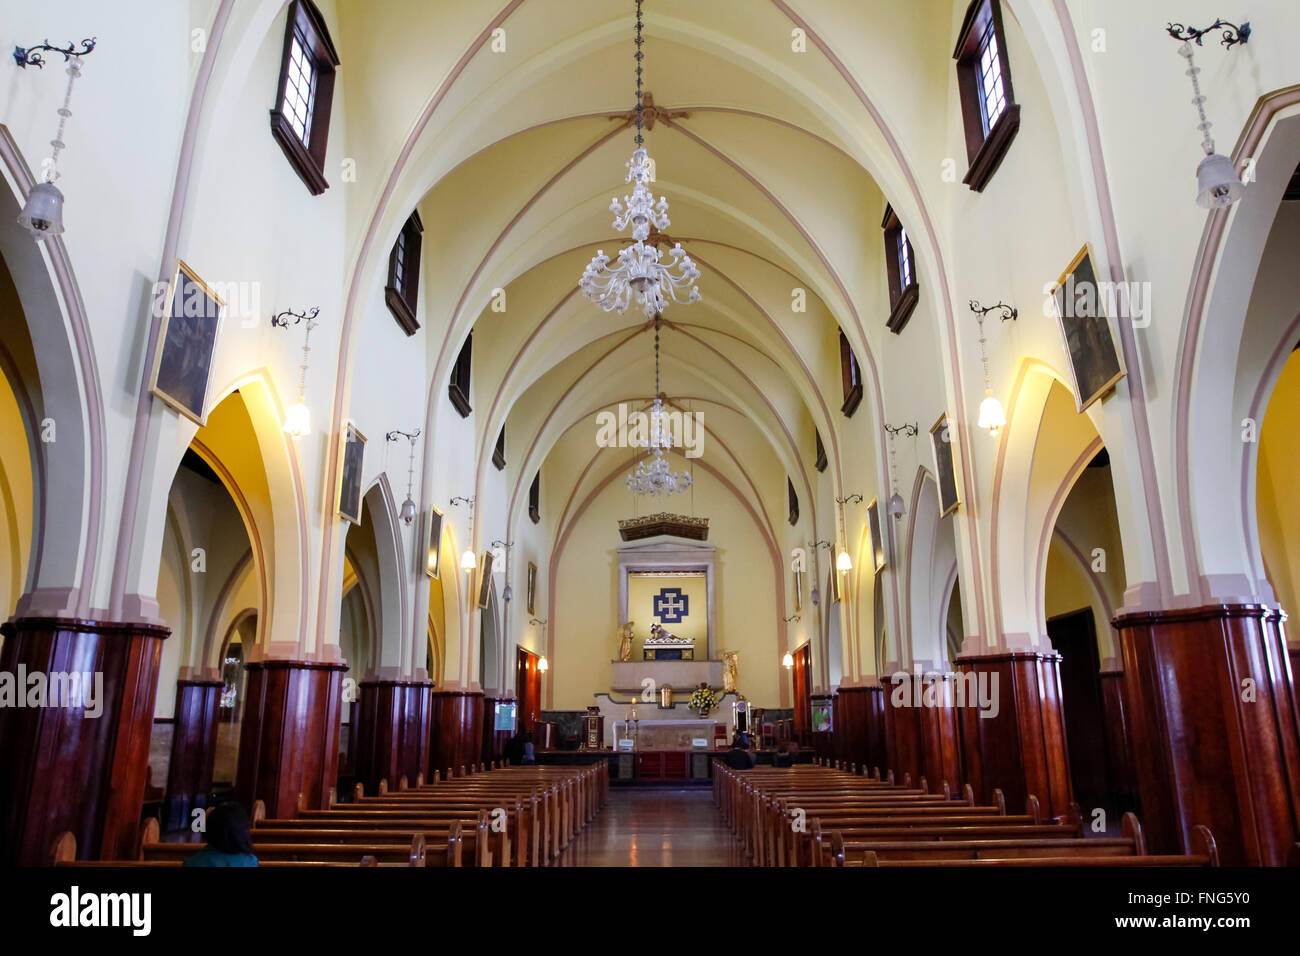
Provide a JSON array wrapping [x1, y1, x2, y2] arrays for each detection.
[[234, 660, 344, 819], [882, 675, 924, 787], [429, 690, 485, 776], [1113, 603, 1300, 865], [1098, 669, 1139, 815], [352, 679, 431, 795], [833, 685, 878, 772], [0, 616, 169, 865], [918, 674, 963, 794], [164, 678, 222, 832], [955, 651, 1072, 818]]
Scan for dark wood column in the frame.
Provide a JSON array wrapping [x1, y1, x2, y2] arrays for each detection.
[[353, 679, 433, 793], [831, 684, 887, 774], [1098, 669, 1139, 816], [428, 689, 485, 776], [918, 674, 963, 794], [882, 675, 924, 786], [234, 660, 344, 819], [955, 651, 1072, 818], [164, 678, 223, 832], [481, 694, 511, 766], [1113, 603, 1300, 865], [0, 615, 170, 864]]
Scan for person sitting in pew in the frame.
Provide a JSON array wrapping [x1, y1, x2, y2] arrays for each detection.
[[773, 740, 795, 768], [724, 735, 756, 770], [183, 803, 258, 868]]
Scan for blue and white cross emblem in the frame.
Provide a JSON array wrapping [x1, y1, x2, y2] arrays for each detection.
[[654, 588, 689, 624]]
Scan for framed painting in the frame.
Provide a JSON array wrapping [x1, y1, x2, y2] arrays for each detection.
[[526, 561, 537, 616], [867, 497, 886, 572], [793, 567, 804, 613], [425, 506, 444, 579], [930, 414, 960, 517], [150, 259, 226, 425], [337, 422, 366, 525], [477, 549, 494, 609], [829, 564, 841, 604], [1050, 244, 1126, 412]]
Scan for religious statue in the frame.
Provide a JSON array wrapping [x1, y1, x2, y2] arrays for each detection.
[[722, 650, 739, 693], [649, 622, 677, 640], [618, 621, 635, 662]]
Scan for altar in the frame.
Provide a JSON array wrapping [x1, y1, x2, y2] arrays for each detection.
[[612, 718, 722, 751]]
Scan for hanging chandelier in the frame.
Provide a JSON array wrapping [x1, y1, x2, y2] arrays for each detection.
[[627, 315, 692, 497], [579, 0, 701, 319]]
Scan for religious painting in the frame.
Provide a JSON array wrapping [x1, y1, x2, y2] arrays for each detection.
[[867, 496, 886, 572], [930, 414, 960, 517], [337, 422, 366, 525], [424, 506, 443, 579], [1050, 244, 1127, 413], [526, 561, 537, 615], [476, 549, 494, 609], [793, 567, 804, 613], [811, 696, 833, 733], [150, 259, 226, 425], [627, 570, 707, 651]]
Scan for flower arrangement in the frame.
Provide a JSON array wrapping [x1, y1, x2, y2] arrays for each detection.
[[688, 683, 718, 717]]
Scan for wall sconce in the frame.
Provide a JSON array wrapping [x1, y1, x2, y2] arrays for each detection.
[[14, 39, 96, 239], [451, 495, 476, 570], [783, 613, 801, 624], [835, 494, 861, 572], [537, 656, 549, 672], [884, 423, 918, 517], [1167, 20, 1249, 208], [385, 428, 421, 524], [272, 308, 320, 440], [970, 300, 1016, 436], [492, 540, 514, 600], [529, 618, 547, 627], [782, 652, 795, 669], [808, 539, 832, 605]]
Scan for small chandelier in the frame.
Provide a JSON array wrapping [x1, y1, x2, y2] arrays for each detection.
[[884, 423, 918, 517], [385, 428, 422, 525], [272, 308, 320, 439], [627, 314, 693, 498], [579, 0, 700, 319], [16, 41, 96, 239], [1167, 20, 1249, 208], [970, 301, 1016, 436]]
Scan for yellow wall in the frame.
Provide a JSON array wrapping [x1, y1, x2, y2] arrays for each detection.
[[1258, 349, 1300, 625], [0, 368, 32, 620]]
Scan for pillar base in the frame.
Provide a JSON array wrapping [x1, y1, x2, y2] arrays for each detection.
[[954, 651, 1072, 818], [1114, 603, 1300, 865], [164, 678, 223, 832], [235, 660, 345, 819], [352, 679, 432, 794], [0, 615, 169, 864], [429, 689, 484, 777]]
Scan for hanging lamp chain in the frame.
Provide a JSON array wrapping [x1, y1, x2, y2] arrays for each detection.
[[634, 0, 644, 148]]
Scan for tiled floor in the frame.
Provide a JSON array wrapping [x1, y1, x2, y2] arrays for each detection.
[[558, 786, 749, 867]]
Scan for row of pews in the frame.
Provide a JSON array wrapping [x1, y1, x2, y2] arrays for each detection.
[[714, 759, 1220, 867], [51, 761, 606, 868]]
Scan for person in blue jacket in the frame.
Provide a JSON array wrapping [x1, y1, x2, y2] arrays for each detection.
[[183, 802, 258, 867]]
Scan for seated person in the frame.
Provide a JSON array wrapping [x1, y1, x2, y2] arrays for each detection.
[[772, 739, 795, 768], [723, 736, 756, 770], [184, 802, 258, 867]]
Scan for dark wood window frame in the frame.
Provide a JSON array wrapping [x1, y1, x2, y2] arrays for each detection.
[[814, 430, 828, 473], [528, 473, 541, 524], [269, 0, 339, 196], [492, 426, 506, 471], [787, 478, 800, 526], [839, 330, 863, 417], [448, 333, 472, 418], [882, 204, 920, 334], [954, 0, 1020, 193], [385, 210, 423, 336]]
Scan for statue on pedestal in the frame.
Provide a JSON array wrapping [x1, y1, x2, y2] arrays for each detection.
[[618, 621, 635, 662]]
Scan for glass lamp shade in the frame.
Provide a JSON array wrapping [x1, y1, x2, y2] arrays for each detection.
[[782, 652, 795, 669], [836, 550, 852, 572], [502, 584, 513, 602], [537, 656, 549, 672], [460, 548, 476, 571], [978, 392, 1007, 435], [888, 491, 906, 517], [1196, 152, 1245, 209], [18, 181, 65, 240], [810, 586, 820, 607], [399, 495, 417, 525], [282, 399, 312, 439]]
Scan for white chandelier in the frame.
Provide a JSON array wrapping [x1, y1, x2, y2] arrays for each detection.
[[627, 316, 692, 498], [580, 0, 700, 319]]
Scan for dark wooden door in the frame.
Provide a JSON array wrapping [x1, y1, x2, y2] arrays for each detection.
[[792, 644, 811, 745], [1047, 609, 1115, 821], [515, 648, 541, 733]]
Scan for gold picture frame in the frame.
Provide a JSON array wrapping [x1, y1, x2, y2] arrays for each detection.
[[867, 496, 886, 572], [930, 413, 960, 517], [793, 567, 804, 613], [336, 422, 366, 525], [526, 561, 537, 616], [149, 259, 226, 426], [425, 506, 444, 579], [1049, 243, 1127, 413], [476, 549, 494, 609]]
